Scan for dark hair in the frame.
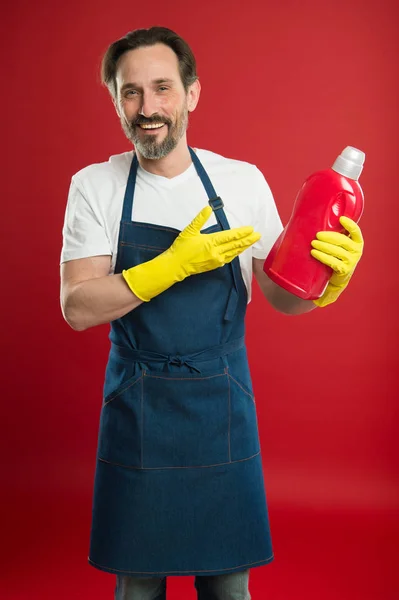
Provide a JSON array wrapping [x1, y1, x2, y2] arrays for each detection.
[[101, 26, 198, 100]]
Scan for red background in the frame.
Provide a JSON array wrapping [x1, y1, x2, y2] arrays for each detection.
[[2, 0, 398, 598]]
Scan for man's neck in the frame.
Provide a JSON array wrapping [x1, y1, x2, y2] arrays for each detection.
[[135, 140, 193, 179]]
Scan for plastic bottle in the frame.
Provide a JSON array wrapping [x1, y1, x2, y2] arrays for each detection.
[[263, 146, 365, 300]]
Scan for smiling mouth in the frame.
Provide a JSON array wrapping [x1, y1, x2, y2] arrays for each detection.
[[137, 123, 166, 130]]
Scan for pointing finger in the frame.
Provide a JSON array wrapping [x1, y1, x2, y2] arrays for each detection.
[[219, 231, 261, 252], [211, 226, 257, 245]]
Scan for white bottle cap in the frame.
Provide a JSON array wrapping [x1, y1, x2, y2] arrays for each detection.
[[331, 146, 365, 180]]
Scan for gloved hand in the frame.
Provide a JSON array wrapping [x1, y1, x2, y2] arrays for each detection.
[[122, 205, 261, 302], [310, 216, 364, 307]]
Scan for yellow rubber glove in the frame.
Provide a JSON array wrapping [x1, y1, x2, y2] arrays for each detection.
[[122, 205, 261, 302], [310, 216, 364, 307]]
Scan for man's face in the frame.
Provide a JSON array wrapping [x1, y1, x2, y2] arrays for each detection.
[[114, 43, 199, 160]]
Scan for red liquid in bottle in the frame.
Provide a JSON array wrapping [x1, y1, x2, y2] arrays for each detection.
[[263, 147, 365, 300]]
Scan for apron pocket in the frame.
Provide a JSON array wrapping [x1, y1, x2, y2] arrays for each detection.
[[228, 371, 261, 461], [97, 364, 260, 469], [142, 368, 230, 468], [98, 371, 144, 468]]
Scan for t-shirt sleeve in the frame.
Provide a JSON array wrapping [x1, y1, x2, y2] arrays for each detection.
[[251, 167, 284, 260], [60, 175, 112, 264]]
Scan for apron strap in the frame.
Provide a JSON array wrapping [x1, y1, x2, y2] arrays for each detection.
[[114, 153, 138, 273], [122, 153, 138, 222], [117, 149, 244, 321], [189, 147, 241, 322]]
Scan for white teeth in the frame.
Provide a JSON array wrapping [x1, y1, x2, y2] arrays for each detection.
[[139, 123, 165, 129]]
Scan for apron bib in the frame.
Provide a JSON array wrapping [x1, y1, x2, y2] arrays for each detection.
[[88, 148, 274, 577]]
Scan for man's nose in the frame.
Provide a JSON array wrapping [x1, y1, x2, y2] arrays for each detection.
[[138, 92, 159, 118]]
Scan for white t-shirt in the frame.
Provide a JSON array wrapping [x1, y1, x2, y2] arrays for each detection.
[[60, 148, 283, 303]]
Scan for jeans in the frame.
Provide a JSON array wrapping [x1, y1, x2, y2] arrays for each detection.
[[114, 569, 251, 600]]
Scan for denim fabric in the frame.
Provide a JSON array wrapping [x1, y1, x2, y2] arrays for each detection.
[[88, 148, 274, 577], [114, 569, 251, 600]]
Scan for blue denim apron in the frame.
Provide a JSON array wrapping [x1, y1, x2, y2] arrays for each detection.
[[88, 148, 274, 578]]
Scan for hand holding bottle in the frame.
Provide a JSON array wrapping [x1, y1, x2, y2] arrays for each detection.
[[311, 216, 364, 307], [263, 146, 365, 301]]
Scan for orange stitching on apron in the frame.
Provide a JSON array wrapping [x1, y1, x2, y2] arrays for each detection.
[[103, 374, 143, 405], [143, 372, 227, 381], [227, 374, 254, 400], [121, 242, 168, 251], [88, 554, 274, 575], [123, 222, 180, 234], [98, 451, 261, 470]]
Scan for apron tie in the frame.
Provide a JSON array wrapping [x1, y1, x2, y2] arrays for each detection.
[[110, 336, 245, 374], [167, 355, 202, 373]]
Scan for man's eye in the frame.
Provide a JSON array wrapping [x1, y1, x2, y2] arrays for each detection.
[[126, 90, 138, 97], [158, 86, 169, 92]]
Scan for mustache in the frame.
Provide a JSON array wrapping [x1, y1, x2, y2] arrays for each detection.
[[132, 116, 172, 127]]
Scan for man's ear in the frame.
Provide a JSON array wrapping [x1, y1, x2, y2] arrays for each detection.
[[187, 79, 201, 113]]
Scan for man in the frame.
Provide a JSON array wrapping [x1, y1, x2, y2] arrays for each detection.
[[60, 26, 363, 600]]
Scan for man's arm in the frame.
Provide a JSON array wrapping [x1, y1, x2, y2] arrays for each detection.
[[61, 207, 260, 331], [60, 256, 143, 332], [252, 257, 317, 315]]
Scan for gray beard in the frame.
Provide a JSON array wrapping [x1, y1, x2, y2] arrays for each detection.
[[121, 110, 189, 160]]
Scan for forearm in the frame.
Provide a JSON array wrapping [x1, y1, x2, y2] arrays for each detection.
[[253, 259, 317, 315], [266, 284, 317, 315], [62, 273, 143, 331]]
